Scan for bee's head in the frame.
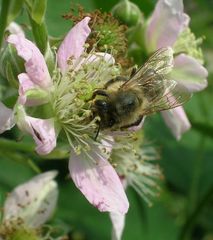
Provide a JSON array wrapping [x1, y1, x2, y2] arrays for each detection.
[[92, 99, 116, 128]]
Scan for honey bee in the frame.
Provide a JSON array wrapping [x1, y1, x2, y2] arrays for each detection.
[[91, 47, 192, 134]]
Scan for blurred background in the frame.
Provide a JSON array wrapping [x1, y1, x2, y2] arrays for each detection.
[[0, 0, 213, 239]]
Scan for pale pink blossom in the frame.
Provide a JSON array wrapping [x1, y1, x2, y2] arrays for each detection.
[[57, 17, 91, 72], [0, 17, 129, 214], [8, 33, 52, 89], [109, 180, 127, 240], [69, 143, 129, 214], [110, 213, 125, 240], [161, 107, 191, 140], [6, 22, 25, 36], [3, 171, 58, 228], [1, 32, 57, 155], [17, 112, 56, 155], [0, 102, 15, 133], [145, 0, 208, 139]]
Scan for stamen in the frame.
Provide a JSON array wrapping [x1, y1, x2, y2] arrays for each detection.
[[110, 133, 162, 204], [51, 44, 120, 155]]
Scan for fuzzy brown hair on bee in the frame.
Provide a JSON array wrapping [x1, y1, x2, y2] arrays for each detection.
[[91, 47, 192, 134]]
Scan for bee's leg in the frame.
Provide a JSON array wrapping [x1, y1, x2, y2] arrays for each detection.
[[87, 89, 109, 101], [104, 76, 127, 89], [121, 115, 144, 129], [94, 120, 101, 141], [93, 89, 109, 97], [130, 67, 137, 77]]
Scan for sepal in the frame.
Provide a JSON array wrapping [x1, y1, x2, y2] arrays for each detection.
[[112, 0, 143, 27]]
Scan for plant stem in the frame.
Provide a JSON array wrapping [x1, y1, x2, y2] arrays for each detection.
[[0, 0, 11, 49], [0, 138, 35, 152], [27, 12, 48, 54], [188, 137, 205, 214], [180, 93, 209, 240], [179, 186, 213, 240], [0, 138, 69, 159], [179, 136, 205, 240]]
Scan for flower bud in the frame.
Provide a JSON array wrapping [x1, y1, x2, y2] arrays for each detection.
[[44, 43, 55, 75], [0, 43, 24, 88], [128, 43, 144, 65], [111, 0, 143, 27], [126, 21, 145, 48]]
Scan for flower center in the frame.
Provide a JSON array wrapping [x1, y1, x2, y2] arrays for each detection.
[[174, 27, 204, 64], [51, 47, 120, 153]]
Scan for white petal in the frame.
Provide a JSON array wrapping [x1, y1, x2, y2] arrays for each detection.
[[7, 22, 25, 36], [75, 52, 115, 68], [3, 171, 58, 228]]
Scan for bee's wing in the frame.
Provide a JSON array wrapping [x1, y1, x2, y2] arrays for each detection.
[[121, 47, 192, 114], [122, 47, 174, 89], [141, 81, 192, 115]]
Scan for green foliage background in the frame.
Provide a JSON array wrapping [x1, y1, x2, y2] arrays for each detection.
[[0, 0, 213, 239]]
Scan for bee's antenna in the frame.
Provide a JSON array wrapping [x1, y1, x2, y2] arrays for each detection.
[[94, 121, 101, 141]]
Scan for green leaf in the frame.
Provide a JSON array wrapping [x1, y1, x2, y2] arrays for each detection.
[[191, 121, 213, 139], [8, 0, 24, 24], [6, 62, 19, 88], [31, 0, 47, 24]]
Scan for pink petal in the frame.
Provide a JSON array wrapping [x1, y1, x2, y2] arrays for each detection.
[[18, 73, 37, 105], [172, 54, 208, 92], [57, 17, 91, 73], [7, 34, 51, 88], [110, 213, 126, 240], [18, 115, 56, 155], [161, 106, 191, 140], [3, 171, 58, 227], [145, 0, 189, 52], [0, 102, 15, 133], [69, 142, 129, 214], [18, 73, 49, 106], [110, 179, 127, 240]]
